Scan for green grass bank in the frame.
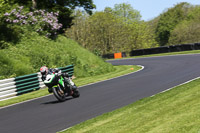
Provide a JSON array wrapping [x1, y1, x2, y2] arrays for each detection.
[[0, 33, 114, 79], [61, 77, 200, 133]]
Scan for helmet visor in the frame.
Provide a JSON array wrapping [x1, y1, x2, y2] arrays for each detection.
[[41, 71, 46, 75]]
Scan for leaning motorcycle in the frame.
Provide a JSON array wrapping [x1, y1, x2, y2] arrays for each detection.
[[43, 73, 80, 102]]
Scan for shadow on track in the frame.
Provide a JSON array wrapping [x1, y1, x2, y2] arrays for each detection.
[[42, 97, 73, 105]]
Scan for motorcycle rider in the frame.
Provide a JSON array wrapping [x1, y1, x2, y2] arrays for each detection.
[[40, 66, 76, 95]]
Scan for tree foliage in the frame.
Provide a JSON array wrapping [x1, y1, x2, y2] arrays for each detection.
[[2, 0, 200, 55], [5, 0, 96, 31], [0, 0, 12, 17], [113, 3, 141, 22], [0, 5, 63, 48], [169, 5, 200, 45], [0, 0, 95, 48], [155, 2, 191, 46], [169, 20, 200, 45], [3, 6, 62, 37], [66, 3, 157, 55]]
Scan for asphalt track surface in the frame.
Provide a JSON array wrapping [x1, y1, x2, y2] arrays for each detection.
[[1, 54, 200, 133]]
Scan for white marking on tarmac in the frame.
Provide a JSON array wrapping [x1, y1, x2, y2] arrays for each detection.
[[150, 76, 200, 97], [0, 65, 144, 110]]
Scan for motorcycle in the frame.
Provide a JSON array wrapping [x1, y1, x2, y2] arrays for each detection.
[[43, 73, 80, 102]]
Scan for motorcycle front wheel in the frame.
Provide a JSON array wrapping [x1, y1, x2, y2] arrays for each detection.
[[52, 86, 66, 102], [72, 85, 80, 98]]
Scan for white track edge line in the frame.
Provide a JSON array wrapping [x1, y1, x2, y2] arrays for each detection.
[[79, 65, 144, 88], [2, 53, 200, 109], [58, 65, 145, 132], [0, 65, 144, 110], [60, 75, 200, 132], [0, 94, 52, 110], [150, 76, 200, 97]]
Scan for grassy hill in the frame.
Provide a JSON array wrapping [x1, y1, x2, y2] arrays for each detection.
[[0, 32, 114, 79]]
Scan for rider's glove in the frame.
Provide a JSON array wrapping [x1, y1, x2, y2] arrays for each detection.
[[57, 72, 62, 77], [62, 73, 69, 78]]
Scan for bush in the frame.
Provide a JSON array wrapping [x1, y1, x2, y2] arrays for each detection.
[[3, 6, 62, 39]]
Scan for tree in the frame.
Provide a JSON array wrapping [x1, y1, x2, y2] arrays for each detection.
[[0, 0, 12, 16], [155, 2, 191, 46], [169, 20, 200, 45], [6, 0, 96, 31], [113, 3, 141, 22], [169, 6, 200, 45], [66, 7, 157, 55]]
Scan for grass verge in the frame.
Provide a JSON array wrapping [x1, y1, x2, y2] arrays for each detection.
[[0, 65, 141, 108], [61, 77, 200, 133]]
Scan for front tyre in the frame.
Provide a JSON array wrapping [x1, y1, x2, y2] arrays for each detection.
[[52, 86, 66, 102], [72, 86, 80, 98]]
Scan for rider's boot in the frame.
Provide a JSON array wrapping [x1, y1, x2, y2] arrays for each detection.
[[48, 88, 53, 93], [68, 79, 77, 92], [63, 78, 72, 95]]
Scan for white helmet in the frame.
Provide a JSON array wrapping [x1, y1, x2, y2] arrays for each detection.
[[40, 66, 48, 75]]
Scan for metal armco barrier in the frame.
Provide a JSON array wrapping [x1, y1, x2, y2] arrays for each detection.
[[102, 43, 200, 59], [130, 43, 200, 56], [102, 52, 126, 59], [0, 65, 74, 101], [58, 65, 74, 77]]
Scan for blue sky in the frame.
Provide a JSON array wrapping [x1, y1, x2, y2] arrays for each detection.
[[92, 0, 200, 21]]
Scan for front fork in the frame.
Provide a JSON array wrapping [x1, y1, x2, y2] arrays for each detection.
[[59, 76, 75, 93], [58, 76, 66, 91]]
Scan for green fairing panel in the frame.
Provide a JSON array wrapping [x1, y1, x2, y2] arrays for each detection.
[[58, 76, 64, 86]]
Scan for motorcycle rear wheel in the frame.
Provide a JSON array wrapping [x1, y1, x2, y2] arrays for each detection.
[[52, 86, 66, 102]]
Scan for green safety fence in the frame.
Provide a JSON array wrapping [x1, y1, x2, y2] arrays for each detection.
[[0, 65, 74, 101]]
